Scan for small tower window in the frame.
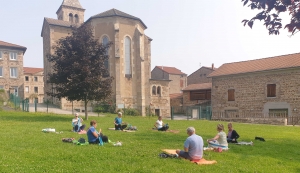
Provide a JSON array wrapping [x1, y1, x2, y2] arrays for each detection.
[[124, 36, 131, 76], [152, 86, 156, 95], [74, 14, 79, 23], [157, 86, 161, 96], [69, 13, 73, 23]]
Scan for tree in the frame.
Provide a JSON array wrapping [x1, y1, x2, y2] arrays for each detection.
[[241, 0, 300, 35], [47, 24, 113, 120]]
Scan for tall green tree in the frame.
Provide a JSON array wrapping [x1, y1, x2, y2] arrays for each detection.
[[47, 24, 113, 120], [241, 0, 300, 36]]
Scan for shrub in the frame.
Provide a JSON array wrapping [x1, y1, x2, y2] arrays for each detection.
[[124, 107, 140, 116]]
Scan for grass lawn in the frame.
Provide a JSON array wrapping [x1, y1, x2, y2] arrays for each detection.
[[0, 111, 299, 173]]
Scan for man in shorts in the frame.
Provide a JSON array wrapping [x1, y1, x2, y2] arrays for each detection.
[[176, 127, 203, 161]]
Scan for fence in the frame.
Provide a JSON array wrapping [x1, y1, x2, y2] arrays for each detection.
[[211, 111, 300, 125], [171, 106, 212, 120]]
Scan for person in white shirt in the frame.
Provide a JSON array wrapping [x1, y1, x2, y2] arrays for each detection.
[[72, 113, 86, 132], [154, 116, 169, 131]]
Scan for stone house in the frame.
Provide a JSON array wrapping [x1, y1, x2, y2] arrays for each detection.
[[0, 40, 26, 98], [182, 83, 212, 107], [41, 0, 170, 116], [23, 67, 44, 103], [151, 66, 187, 94], [208, 53, 300, 118], [187, 64, 216, 85]]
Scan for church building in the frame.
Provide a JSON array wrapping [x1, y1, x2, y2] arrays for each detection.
[[41, 0, 170, 116]]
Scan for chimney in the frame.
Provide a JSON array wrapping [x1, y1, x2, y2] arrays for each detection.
[[212, 63, 214, 69]]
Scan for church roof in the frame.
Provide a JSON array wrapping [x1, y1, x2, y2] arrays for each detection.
[[155, 66, 186, 75], [0, 40, 27, 53], [88, 9, 147, 29], [41, 18, 81, 36], [61, 0, 83, 9]]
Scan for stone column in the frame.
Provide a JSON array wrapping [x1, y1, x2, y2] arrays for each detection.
[[114, 23, 122, 105]]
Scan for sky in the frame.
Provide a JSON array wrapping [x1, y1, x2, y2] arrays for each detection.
[[1, 0, 300, 75]]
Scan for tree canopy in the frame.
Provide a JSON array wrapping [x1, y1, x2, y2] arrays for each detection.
[[47, 24, 113, 119], [241, 0, 300, 35]]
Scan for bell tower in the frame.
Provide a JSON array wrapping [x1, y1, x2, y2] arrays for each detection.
[[56, 0, 85, 24]]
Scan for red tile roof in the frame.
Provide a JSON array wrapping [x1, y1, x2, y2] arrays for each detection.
[[156, 66, 186, 75], [169, 93, 183, 99], [182, 83, 212, 91], [0, 40, 27, 53], [23, 67, 43, 74], [208, 52, 300, 77]]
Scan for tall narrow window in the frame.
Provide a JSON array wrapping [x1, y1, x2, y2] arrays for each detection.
[[267, 84, 276, 97], [10, 67, 17, 78], [0, 67, 2, 77], [34, 87, 38, 93], [157, 86, 161, 95], [34, 77, 38, 82], [124, 36, 131, 76], [0, 51, 2, 59], [10, 52, 17, 60], [74, 14, 79, 23], [102, 36, 109, 70], [25, 86, 29, 93], [228, 89, 235, 101], [69, 13, 73, 22], [152, 86, 156, 95]]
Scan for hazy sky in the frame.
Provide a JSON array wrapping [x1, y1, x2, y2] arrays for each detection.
[[1, 0, 300, 75]]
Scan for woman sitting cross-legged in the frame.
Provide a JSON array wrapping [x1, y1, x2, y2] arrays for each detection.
[[227, 122, 240, 143], [87, 120, 108, 144], [207, 124, 228, 148], [153, 116, 169, 131]]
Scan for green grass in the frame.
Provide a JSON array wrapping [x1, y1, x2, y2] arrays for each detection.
[[0, 111, 300, 173]]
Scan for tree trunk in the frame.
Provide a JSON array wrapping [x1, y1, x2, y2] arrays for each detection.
[[84, 98, 88, 120]]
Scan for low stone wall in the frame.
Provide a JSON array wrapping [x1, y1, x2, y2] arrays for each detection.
[[212, 117, 287, 126]]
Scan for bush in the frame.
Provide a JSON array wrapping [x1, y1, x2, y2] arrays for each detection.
[[124, 108, 140, 116]]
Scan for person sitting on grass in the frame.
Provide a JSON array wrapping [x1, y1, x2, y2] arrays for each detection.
[[87, 120, 108, 144], [114, 112, 127, 130], [153, 116, 169, 131], [175, 127, 204, 161], [227, 122, 240, 143], [207, 124, 228, 148], [72, 113, 85, 132]]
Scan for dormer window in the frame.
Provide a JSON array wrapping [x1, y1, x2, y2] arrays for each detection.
[[69, 13, 73, 22]]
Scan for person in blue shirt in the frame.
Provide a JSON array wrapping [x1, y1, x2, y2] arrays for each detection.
[[114, 112, 127, 130], [87, 120, 108, 144]]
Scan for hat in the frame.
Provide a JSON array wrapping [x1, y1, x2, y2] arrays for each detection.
[[75, 113, 79, 116]]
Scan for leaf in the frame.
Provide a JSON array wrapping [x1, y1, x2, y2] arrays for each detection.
[[248, 20, 254, 28], [243, 0, 249, 6]]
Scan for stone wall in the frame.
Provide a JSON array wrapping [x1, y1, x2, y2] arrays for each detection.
[[187, 67, 214, 85], [149, 79, 170, 117], [211, 117, 287, 125], [211, 68, 300, 117], [168, 74, 187, 94]]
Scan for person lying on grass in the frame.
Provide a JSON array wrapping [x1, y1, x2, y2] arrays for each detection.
[[87, 120, 108, 144], [72, 113, 86, 132], [207, 124, 228, 148], [227, 122, 240, 143], [176, 127, 204, 161], [114, 112, 127, 130], [153, 115, 169, 131]]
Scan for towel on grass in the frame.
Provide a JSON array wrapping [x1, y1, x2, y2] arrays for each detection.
[[162, 149, 217, 165]]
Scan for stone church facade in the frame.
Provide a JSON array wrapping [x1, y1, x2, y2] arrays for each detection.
[[41, 0, 170, 116]]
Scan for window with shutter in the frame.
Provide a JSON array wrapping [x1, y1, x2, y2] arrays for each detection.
[[267, 84, 276, 97], [228, 89, 235, 101]]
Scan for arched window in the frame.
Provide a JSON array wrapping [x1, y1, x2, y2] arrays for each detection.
[[69, 13, 73, 22], [102, 36, 109, 70], [74, 14, 79, 23], [157, 86, 161, 96], [124, 36, 131, 75], [152, 86, 156, 95]]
